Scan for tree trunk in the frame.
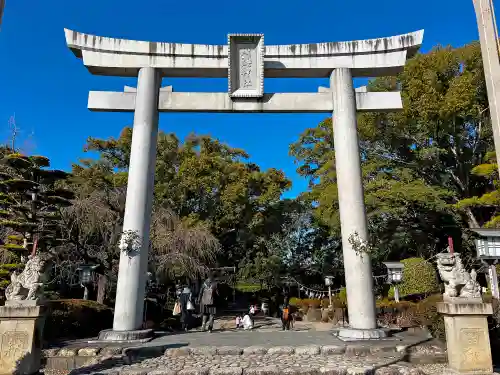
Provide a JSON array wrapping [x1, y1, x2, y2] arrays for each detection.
[[464, 207, 480, 228], [97, 274, 108, 304]]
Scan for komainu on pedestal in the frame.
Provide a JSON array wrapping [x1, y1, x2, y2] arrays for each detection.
[[436, 252, 482, 301], [0, 254, 50, 375], [436, 252, 493, 375]]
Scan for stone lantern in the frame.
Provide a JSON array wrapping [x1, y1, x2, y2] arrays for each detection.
[[383, 262, 404, 302], [77, 265, 98, 300], [471, 228, 500, 299]]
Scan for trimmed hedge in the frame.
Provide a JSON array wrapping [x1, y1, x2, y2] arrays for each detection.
[[44, 299, 113, 342], [388, 257, 439, 298]]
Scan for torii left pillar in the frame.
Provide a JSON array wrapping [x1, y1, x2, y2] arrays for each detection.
[[97, 67, 161, 342]]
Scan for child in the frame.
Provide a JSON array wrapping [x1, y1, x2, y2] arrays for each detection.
[[235, 315, 242, 329]]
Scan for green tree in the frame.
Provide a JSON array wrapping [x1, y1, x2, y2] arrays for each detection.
[[238, 251, 283, 290], [82, 129, 292, 268], [58, 165, 220, 303], [0, 152, 73, 259], [456, 151, 500, 227], [290, 42, 491, 262]]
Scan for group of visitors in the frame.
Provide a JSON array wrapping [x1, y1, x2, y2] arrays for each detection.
[[174, 274, 294, 333], [234, 295, 294, 331], [174, 274, 218, 332]]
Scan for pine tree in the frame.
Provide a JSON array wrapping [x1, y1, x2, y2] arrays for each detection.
[[0, 152, 74, 260]]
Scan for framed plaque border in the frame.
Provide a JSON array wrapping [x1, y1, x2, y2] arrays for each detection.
[[227, 33, 264, 98]]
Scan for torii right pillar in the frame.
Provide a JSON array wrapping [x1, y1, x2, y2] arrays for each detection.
[[331, 68, 383, 339]]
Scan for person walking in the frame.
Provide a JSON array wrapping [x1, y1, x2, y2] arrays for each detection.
[[198, 273, 218, 332], [179, 284, 193, 332], [280, 296, 292, 331]]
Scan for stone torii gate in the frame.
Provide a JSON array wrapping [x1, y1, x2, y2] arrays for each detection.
[[64, 29, 423, 342]]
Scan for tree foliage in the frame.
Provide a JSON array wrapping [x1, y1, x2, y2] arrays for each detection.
[[290, 42, 492, 265], [0, 151, 73, 259], [82, 129, 292, 269]]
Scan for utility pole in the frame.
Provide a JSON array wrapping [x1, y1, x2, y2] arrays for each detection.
[[473, 0, 500, 175]]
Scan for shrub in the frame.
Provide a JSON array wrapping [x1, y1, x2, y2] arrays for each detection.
[[414, 294, 445, 340], [44, 299, 113, 342], [388, 258, 439, 298], [303, 298, 321, 308]]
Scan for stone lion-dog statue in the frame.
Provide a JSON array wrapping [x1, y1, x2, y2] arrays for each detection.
[[5, 254, 50, 301], [436, 251, 481, 300]]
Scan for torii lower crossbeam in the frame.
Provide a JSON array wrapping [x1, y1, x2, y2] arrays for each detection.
[[88, 90, 402, 113]]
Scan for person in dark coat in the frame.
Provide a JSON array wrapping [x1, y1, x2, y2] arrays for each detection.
[[178, 284, 193, 332], [198, 274, 218, 332]]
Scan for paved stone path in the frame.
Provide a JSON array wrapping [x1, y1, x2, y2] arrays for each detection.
[[95, 352, 411, 375], [145, 331, 343, 349]]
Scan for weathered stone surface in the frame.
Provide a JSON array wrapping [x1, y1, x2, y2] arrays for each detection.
[[178, 368, 210, 375], [148, 369, 179, 375], [191, 346, 218, 356], [347, 367, 374, 375], [217, 346, 243, 356], [440, 303, 493, 374], [374, 367, 400, 375], [267, 346, 294, 355], [78, 347, 101, 356], [43, 348, 60, 357], [320, 345, 346, 355], [58, 348, 78, 357], [243, 346, 268, 355], [65, 28, 424, 79], [345, 346, 371, 357], [320, 367, 347, 375], [121, 368, 152, 375], [370, 346, 396, 354], [166, 347, 192, 357], [210, 367, 243, 375], [295, 345, 320, 355], [102, 347, 125, 355], [243, 366, 279, 375]]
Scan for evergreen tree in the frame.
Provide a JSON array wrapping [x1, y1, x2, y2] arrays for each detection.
[[0, 152, 74, 260]]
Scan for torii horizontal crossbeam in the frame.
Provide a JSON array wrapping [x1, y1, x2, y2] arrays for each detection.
[[65, 29, 424, 78], [88, 90, 402, 113]]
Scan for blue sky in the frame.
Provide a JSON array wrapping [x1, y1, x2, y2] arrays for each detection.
[[0, 0, 481, 198]]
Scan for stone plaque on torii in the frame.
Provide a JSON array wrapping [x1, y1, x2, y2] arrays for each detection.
[[64, 28, 423, 342]]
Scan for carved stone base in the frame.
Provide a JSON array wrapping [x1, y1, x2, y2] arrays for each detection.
[[0, 301, 46, 375], [437, 302, 493, 375], [88, 328, 154, 344], [333, 327, 390, 341]]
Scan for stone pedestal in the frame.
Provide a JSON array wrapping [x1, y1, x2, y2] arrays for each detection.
[[437, 302, 493, 375], [0, 301, 46, 375]]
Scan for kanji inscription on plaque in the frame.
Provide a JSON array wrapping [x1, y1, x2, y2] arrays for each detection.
[[459, 328, 489, 371], [0, 331, 29, 367], [228, 34, 264, 98]]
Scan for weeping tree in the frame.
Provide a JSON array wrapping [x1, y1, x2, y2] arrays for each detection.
[[60, 181, 221, 303], [150, 204, 221, 282], [0, 153, 74, 261]]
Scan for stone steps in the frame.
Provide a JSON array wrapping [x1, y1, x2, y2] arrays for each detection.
[[95, 354, 424, 375]]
